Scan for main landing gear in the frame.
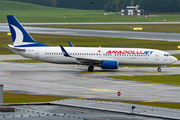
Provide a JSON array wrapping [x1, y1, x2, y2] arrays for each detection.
[[88, 65, 94, 72], [157, 67, 161, 72]]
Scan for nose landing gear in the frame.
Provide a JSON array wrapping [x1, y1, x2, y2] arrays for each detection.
[[157, 67, 161, 72]]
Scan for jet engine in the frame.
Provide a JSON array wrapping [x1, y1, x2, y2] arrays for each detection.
[[101, 61, 118, 69]]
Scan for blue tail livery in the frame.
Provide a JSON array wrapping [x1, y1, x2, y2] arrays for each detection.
[[7, 15, 49, 47]]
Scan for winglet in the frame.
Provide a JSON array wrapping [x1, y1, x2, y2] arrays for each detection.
[[68, 41, 74, 47], [60, 45, 71, 57]]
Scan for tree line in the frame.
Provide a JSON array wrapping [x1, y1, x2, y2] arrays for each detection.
[[10, 0, 180, 12]]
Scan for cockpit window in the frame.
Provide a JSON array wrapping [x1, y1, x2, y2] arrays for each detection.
[[164, 54, 170, 56]]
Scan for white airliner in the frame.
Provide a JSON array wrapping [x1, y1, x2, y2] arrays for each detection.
[[5, 15, 177, 72]]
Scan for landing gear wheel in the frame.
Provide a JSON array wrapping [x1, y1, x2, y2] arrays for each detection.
[[88, 65, 94, 72], [157, 67, 161, 72]]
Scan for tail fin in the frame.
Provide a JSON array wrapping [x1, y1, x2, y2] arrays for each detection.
[[7, 15, 49, 47]]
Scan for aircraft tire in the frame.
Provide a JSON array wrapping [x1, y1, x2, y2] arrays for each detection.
[[157, 67, 161, 72], [88, 65, 94, 72]]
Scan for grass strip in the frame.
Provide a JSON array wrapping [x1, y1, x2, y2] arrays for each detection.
[[122, 101, 180, 109], [109, 75, 180, 85], [3, 59, 42, 63], [167, 64, 180, 67], [1, 1, 180, 23], [4, 92, 180, 109], [3, 92, 68, 103], [2, 1, 180, 23]]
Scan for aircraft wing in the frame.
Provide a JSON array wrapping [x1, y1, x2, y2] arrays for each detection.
[[73, 56, 103, 64], [4, 44, 26, 51], [60, 45, 113, 64]]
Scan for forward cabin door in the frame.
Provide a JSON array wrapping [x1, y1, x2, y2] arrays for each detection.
[[155, 53, 159, 60]]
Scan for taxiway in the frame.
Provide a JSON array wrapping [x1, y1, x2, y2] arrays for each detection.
[[1, 55, 180, 103]]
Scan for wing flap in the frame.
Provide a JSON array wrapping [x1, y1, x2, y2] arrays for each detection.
[[75, 56, 102, 64]]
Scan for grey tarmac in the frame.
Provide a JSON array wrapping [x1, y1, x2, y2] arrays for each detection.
[[1, 55, 180, 103]]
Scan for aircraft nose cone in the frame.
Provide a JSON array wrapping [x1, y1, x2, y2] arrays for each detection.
[[171, 56, 178, 63]]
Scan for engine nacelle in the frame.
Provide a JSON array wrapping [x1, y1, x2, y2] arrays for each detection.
[[101, 61, 118, 69]]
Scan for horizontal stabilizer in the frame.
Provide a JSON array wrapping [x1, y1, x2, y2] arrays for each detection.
[[3, 45, 26, 51]]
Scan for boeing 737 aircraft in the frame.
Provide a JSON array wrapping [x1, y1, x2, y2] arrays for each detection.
[[5, 15, 177, 72]]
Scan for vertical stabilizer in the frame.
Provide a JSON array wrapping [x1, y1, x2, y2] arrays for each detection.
[[7, 15, 49, 47]]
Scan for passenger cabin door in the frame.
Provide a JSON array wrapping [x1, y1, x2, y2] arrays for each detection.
[[155, 53, 159, 60]]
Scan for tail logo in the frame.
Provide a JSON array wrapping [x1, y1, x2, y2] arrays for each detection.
[[10, 24, 34, 46]]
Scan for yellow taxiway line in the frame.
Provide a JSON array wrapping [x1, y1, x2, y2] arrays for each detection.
[[143, 100, 157, 102], [0, 73, 11, 74], [90, 89, 118, 92]]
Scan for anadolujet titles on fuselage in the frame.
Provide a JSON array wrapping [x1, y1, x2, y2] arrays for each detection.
[[5, 15, 178, 72]]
